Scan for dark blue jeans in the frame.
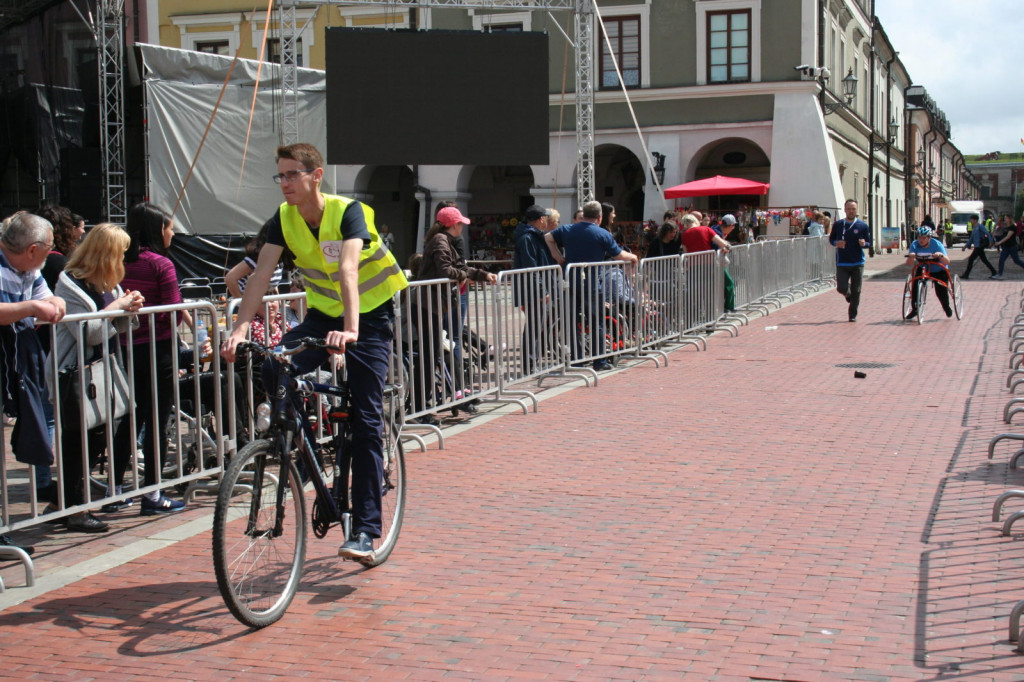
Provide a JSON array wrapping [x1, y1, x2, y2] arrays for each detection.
[[262, 307, 393, 538], [998, 242, 1024, 275]]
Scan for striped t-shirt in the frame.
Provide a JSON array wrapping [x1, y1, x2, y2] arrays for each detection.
[[0, 248, 52, 330]]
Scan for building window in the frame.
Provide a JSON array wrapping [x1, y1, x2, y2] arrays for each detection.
[[265, 37, 303, 67], [247, 9, 317, 67], [196, 40, 230, 55], [707, 10, 750, 83], [172, 13, 242, 55], [600, 15, 641, 90], [471, 10, 531, 33]]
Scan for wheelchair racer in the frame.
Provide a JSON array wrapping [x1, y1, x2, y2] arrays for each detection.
[[905, 226, 952, 319]]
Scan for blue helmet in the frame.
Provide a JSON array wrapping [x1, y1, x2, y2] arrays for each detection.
[[917, 226, 933, 237]]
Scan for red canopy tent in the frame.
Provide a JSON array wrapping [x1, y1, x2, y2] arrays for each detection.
[[664, 175, 769, 198]]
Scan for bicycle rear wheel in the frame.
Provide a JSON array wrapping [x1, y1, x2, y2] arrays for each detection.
[[914, 279, 927, 324], [213, 438, 307, 628], [950, 273, 964, 320]]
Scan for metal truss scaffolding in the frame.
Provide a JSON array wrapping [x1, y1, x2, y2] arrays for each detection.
[[98, 0, 127, 224], [277, 0, 595, 203]]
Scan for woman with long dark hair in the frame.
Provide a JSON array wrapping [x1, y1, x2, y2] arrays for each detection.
[[106, 202, 188, 515], [37, 204, 85, 292]]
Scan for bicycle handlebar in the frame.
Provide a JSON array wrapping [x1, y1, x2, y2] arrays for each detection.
[[237, 337, 343, 360]]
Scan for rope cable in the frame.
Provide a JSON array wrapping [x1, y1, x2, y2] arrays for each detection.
[[592, 4, 669, 214]]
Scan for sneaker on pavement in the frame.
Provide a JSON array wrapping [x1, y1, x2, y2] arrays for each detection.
[[944, 306, 953, 318], [990, 274, 1003, 280], [139, 494, 185, 516], [338, 532, 374, 560], [593, 360, 613, 371], [905, 310, 917, 320], [0, 533, 34, 556]]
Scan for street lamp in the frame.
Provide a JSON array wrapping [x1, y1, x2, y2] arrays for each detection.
[[651, 152, 666, 185], [822, 67, 858, 115], [872, 118, 901, 152]]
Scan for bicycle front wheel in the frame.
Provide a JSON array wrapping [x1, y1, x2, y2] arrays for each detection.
[[338, 417, 406, 567], [914, 279, 927, 324], [902, 277, 914, 320], [213, 438, 307, 628]]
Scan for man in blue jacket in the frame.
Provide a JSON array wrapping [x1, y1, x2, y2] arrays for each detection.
[[829, 199, 871, 322], [513, 205, 555, 373]]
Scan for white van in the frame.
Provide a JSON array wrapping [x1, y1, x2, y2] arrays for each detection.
[[949, 200, 984, 242]]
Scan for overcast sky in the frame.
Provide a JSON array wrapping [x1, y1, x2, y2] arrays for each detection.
[[873, 0, 1024, 155]]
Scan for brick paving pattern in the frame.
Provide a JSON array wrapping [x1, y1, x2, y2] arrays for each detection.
[[3, 251, 1024, 680]]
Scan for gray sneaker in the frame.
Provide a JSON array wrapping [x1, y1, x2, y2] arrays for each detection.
[[338, 532, 374, 560], [990, 274, 1004, 280]]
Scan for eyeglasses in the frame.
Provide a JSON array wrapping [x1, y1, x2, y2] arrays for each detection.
[[272, 169, 315, 184], [33, 240, 54, 251]]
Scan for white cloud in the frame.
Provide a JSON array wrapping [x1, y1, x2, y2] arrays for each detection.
[[874, 0, 1024, 154]]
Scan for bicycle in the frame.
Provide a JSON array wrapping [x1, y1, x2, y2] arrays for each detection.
[[212, 337, 406, 628], [902, 254, 964, 324]]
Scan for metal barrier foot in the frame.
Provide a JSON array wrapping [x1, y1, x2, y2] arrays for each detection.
[[488, 391, 534, 413], [0, 546, 36, 591], [990, 433, 1024, 459], [675, 335, 707, 351], [1011, 599, 1024, 644], [184, 479, 221, 504], [398, 428, 428, 452], [1005, 399, 1024, 423], [1008, 370, 1024, 389], [554, 366, 597, 387], [400, 422, 444, 450], [1003, 510, 1024, 536], [633, 349, 668, 368], [712, 320, 740, 337], [993, 490, 1024, 521]]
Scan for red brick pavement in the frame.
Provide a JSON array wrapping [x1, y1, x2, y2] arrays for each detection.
[[4, 252, 1024, 680]]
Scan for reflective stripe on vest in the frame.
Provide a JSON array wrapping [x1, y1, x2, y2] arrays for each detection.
[[280, 194, 408, 317]]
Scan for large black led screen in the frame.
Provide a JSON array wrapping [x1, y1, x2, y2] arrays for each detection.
[[325, 28, 549, 166]]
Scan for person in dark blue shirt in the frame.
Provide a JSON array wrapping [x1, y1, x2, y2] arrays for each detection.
[[545, 201, 637, 370], [828, 199, 871, 322]]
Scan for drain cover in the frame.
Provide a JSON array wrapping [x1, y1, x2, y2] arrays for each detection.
[[835, 362, 895, 369]]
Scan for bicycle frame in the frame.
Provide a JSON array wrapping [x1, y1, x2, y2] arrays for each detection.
[[262, 353, 351, 536], [911, 259, 952, 291]]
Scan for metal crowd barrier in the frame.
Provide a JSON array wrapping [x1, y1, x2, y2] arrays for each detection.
[[0, 299, 224, 544], [1, 238, 835, 569], [494, 264, 571, 392], [635, 255, 690, 356]]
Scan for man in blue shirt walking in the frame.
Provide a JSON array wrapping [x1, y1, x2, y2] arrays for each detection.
[[828, 199, 871, 322]]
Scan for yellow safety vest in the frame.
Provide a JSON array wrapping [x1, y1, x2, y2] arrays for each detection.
[[280, 194, 407, 317]]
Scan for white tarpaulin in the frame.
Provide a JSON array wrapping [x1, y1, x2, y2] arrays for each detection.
[[140, 43, 327, 235]]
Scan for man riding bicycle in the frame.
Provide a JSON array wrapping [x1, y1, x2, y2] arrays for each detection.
[[221, 142, 408, 560], [906, 226, 952, 319]]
